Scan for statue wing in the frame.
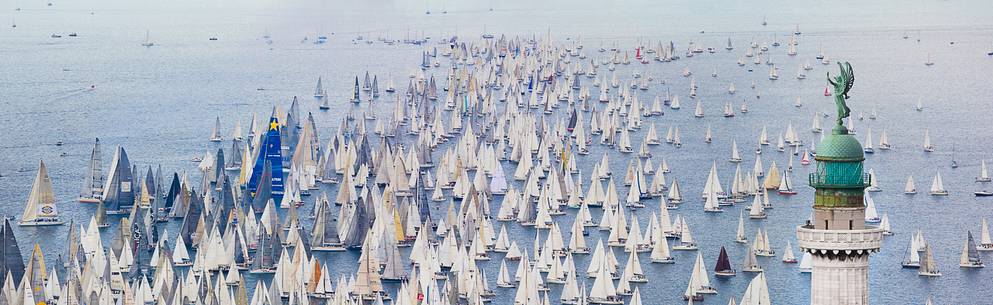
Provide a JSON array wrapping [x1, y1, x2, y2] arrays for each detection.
[[843, 62, 855, 96]]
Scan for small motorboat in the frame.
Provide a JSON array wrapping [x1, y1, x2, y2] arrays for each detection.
[[976, 191, 993, 197]]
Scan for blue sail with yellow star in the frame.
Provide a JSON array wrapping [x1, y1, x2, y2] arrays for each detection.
[[247, 116, 285, 205]]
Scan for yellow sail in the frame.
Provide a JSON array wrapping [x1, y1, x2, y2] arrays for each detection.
[[24, 243, 47, 302], [307, 261, 322, 293], [139, 179, 152, 208], [393, 208, 405, 242]]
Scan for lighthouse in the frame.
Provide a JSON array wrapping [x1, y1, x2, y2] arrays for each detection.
[[797, 62, 884, 305]]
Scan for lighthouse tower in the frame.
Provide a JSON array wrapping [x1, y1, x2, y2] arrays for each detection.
[[797, 63, 884, 305]]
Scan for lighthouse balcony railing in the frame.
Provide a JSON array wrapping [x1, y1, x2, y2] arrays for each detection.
[[796, 226, 884, 252], [808, 172, 870, 188]]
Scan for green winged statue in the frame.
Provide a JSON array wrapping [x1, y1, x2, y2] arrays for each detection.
[[827, 62, 855, 128]]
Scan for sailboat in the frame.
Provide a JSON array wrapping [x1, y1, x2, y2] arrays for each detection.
[[864, 193, 880, 223], [673, 223, 698, 250], [141, 30, 154, 47], [903, 230, 924, 268], [979, 218, 993, 251], [748, 193, 765, 219], [685, 252, 717, 300], [880, 214, 893, 235], [878, 129, 891, 150], [497, 260, 515, 288], [714, 246, 735, 277], [782, 242, 798, 263], [929, 171, 948, 196], [78, 138, 104, 203], [924, 52, 934, 66], [918, 242, 941, 276], [905, 176, 917, 194], [922, 129, 934, 152], [863, 128, 874, 154], [978, 160, 991, 182], [798, 252, 812, 273], [741, 245, 762, 273], [313, 77, 326, 98], [588, 256, 623, 304], [101, 146, 135, 214], [960, 231, 984, 268], [19, 160, 63, 226], [209, 116, 223, 142], [740, 272, 771, 305], [777, 170, 796, 195], [736, 211, 748, 243]]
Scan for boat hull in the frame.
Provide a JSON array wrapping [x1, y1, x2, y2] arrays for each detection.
[[18, 220, 64, 226], [78, 197, 101, 203]]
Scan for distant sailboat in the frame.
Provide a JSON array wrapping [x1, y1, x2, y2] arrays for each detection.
[[922, 129, 934, 152], [918, 242, 941, 276], [864, 193, 880, 223], [141, 30, 154, 47], [903, 230, 925, 268], [979, 218, 993, 251], [741, 245, 762, 273], [782, 242, 797, 263], [20, 160, 63, 226], [777, 170, 796, 195], [960, 231, 984, 268], [905, 176, 917, 194], [209, 116, 223, 142], [798, 252, 812, 273], [313, 77, 326, 98], [863, 128, 874, 154], [930, 171, 948, 196], [878, 129, 891, 150], [978, 160, 991, 182]]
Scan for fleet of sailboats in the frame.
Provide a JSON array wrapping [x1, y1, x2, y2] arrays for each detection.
[[2, 29, 984, 305]]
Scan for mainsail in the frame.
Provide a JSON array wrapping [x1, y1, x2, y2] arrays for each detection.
[[79, 138, 104, 202], [246, 116, 285, 205], [101, 146, 135, 214], [21, 160, 61, 226]]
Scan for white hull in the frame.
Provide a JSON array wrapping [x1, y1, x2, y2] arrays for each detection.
[[19, 219, 64, 226]]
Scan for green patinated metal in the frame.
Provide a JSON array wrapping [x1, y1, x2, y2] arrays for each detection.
[[811, 62, 868, 208]]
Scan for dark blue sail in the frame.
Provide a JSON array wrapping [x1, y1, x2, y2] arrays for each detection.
[[247, 116, 285, 205]]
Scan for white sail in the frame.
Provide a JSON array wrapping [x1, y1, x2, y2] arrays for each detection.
[[929, 171, 947, 195], [905, 176, 917, 194], [20, 160, 63, 226], [79, 138, 104, 202], [979, 218, 993, 251], [979, 160, 991, 182], [864, 193, 880, 222], [740, 272, 771, 305], [922, 129, 934, 152], [798, 252, 812, 273]]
